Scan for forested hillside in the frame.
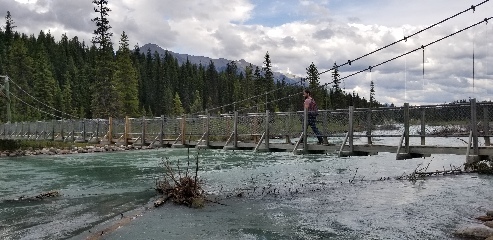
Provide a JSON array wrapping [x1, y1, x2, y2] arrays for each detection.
[[0, 7, 379, 123]]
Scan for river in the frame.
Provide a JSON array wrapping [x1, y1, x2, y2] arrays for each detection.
[[1, 140, 492, 239]]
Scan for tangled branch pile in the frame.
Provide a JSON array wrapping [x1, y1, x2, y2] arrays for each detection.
[[155, 153, 205, 208], [427, 124, 468, 136], [393, 161, 463, 182], [466, 159, 493, 174]]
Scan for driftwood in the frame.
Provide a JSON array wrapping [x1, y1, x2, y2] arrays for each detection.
[[153, 196, 170, 207], [6, 190, 60, 202]]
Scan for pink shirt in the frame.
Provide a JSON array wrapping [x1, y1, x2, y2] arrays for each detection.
[[304, 97, 312, 109]]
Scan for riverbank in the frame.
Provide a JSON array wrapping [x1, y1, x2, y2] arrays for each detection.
[[0, 144, 155, 157]]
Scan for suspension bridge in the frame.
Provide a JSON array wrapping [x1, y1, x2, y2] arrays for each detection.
[[1, 2, 492, 164], [1, 100, 493, 163]]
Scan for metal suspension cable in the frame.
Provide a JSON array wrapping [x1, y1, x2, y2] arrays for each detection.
[[236, 90, 303, 113], [227, 1, 492, 114], [9, 91, 62, 119], [317, 0, 490, 76], [189, 2, 491, 116], [191, 77, 305, 115], [333, 17, 492, 86], [8, 77, 78, 119]]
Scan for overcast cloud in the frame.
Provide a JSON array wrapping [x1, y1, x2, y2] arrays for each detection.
[[1, 0, 492, 106]]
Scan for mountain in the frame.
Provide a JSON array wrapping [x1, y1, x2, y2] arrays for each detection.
[[139, 43, 301, 84]]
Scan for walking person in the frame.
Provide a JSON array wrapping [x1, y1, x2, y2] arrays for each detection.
[[303, 89, 324, 144]]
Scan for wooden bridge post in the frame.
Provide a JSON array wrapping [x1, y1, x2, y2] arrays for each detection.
[[484, 106, 490, 146], [60, 120, 64, 141], [234, 111, 238, 148], [141, 116, 146, 145], [20, 122, 24, 139], [108, 117, 113, 143], [366, 108, 372, 145], [71, 120, 75, 142], [265, 110, 270, 150], [349, 106, 354, 153], [124, 116, 129, 145], [26, 122, 30, 140], [35, 121, 39, 140], [205, 110, 210, 147], [396, 103, 411, 160], [181, 115, 186, 145], [404, 103, 410, 153], [159, 115, 164, 147], [421, 108, 426, 145], [82, 119, 87, 142], [303, 107, 308, 152], [95, 119, 100, 143], [466, 99, 481, 163], [51, 119, 55, 141], [44, 121, 48, 140], [471, 99, 479, 155]]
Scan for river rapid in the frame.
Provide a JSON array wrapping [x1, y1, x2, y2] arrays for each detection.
[[1, 141, 493, 239]]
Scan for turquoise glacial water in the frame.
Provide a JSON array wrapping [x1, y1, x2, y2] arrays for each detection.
[[1, 147, 492, 239]]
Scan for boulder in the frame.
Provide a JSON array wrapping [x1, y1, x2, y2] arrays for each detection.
[[455, 224, 493, 239], [40, 148, 50, 154], [477, 216, 493, 222], [485, 221, 493, 229], [487, 211, 493, 217]]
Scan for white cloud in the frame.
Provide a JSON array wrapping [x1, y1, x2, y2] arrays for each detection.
[[1, 0, 493, 106]]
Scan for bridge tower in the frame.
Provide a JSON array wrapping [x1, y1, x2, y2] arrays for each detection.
[[0, 75, 11, 123]]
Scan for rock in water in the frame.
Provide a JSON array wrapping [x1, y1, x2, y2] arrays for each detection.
[[455, 224, 493, 239]]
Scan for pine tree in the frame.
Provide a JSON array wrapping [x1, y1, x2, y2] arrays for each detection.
[[4, 11, 16, 48], [253, 66, 264, 112], [331, 62, 341, 91], [6, 38, 36, 121], [306, 62, 321, 102], [0, 11, 16, 75], [172, 92, 184, 116], [91, 0, 121, 118], [204, 60, 218, 109], [61, 71, 75, 117], [370, 80, 375, 108], [114, 31, 139, 117], [330, 62, 345, 109], [33, 47, 57, 119], [244, 64, 254, 108], [162, 86, 174, 116], [262, 51, 276, 111], [263, 52, 273, 81], [190, 90, 203, 114]]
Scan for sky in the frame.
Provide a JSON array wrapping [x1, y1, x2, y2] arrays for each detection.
[[1, 0, 492, 106]]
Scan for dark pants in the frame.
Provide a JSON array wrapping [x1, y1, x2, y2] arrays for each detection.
[[306, 115, 323, 143]]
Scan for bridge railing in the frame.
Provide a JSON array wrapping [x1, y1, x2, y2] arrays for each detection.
[[0, 99, 490, 152]]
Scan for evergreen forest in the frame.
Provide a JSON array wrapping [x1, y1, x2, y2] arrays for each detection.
[[0, 4, 380, 123]]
